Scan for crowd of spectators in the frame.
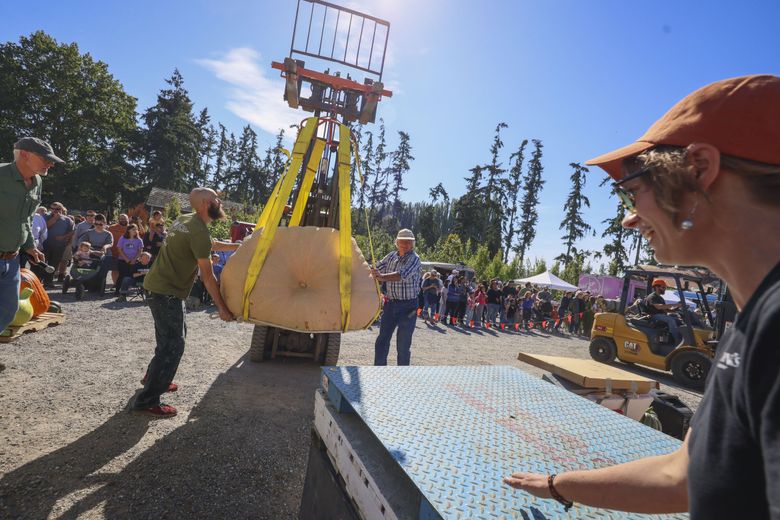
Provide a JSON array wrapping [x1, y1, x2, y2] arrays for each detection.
[[417, 269, 607, 337], [22, 203, 225, 304]]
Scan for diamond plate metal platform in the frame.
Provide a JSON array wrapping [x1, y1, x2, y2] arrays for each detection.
[[321, 365, 688, 519]]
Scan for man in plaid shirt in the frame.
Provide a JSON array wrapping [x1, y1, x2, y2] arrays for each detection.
[[370, 228, 422, 365]]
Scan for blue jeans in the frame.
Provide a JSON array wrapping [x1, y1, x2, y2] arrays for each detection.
[[486, 303, 500, 325], [119, 276, 139, 295], [374, 299, 418, 366], [1, 256, 21, 332], [422, 292, 438, 319], [134, 293, 187, 408], [651, 314, 682, 344]]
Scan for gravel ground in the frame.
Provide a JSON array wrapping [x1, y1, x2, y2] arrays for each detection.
[[0, 284, 702, 519]]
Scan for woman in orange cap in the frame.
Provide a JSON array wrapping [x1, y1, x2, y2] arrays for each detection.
[[504, 75, 780, 518]]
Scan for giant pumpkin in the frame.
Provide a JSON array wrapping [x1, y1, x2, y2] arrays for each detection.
[[220, 226, 381, 332], [20, 268, 51, 317]]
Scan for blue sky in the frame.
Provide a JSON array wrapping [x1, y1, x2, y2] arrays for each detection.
[[3, 0, 779, 265]]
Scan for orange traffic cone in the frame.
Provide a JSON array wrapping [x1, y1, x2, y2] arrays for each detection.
[[434, 313, 440, 321], [417, 308, 422, 317], [514, 323, 520, 331], [500, 323, 506, 331], [486, 322, 491, 329], [451, 316, 457, 325], [469, 320, 474, 328]]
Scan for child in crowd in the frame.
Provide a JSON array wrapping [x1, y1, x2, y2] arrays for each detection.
[[148, 210, 165, 230], [74, 241, 95, 268]]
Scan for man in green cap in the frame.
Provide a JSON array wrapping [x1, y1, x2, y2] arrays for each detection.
[[1, 137, 64, 344]]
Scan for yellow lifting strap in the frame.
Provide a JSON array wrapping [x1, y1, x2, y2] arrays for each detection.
[[337, 124, 353, 331], [241, 116, 319, 319], [289, 138, 326, 227]]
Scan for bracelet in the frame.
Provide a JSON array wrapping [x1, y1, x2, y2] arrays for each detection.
[[548, 474, 574, 512]]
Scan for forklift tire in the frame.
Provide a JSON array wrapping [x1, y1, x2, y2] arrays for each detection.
[[589, 337, 617, 363], [323, 333, 341, 366], [671, 351, 711, 391], [249, 325, 270, 362]]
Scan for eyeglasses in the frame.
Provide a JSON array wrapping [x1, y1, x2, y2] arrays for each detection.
[[94, 222, 105, 226], [50, 207, 61, 212], [613, 167, 652, 213]]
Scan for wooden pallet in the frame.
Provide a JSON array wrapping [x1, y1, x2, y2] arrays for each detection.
[[0, 312, 65, 343]]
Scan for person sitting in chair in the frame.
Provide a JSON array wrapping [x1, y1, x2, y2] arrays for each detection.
[[645, 278, 683, 344], [116, 252, 152, 302]]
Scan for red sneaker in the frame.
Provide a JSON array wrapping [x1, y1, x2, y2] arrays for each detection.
[[132, 404, 177, 417], [140, 374, 178, 393]]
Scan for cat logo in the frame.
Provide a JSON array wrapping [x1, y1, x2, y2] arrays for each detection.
[[623, 341, 640, 353]]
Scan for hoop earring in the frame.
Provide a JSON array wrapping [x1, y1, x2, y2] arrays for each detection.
[[680, 196, 699, 230]]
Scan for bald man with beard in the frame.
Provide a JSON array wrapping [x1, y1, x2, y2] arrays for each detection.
[[132, 188, 239, 417]]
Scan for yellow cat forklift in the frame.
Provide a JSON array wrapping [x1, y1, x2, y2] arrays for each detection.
[[588, 265, 733, 391]]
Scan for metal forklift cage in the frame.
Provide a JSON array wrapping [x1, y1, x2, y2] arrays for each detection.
[[290, 0, 390, 80]]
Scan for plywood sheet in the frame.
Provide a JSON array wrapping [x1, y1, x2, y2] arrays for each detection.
[[517, 352, 659, 393]]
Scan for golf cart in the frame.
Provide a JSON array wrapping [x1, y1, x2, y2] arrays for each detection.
[[588, 265, 728, 390]]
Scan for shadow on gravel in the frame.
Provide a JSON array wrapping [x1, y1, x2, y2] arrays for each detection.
[[0, 356, 322, 520]]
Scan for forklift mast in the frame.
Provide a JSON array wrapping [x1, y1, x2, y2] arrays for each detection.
[[272, 0, 392, 229]]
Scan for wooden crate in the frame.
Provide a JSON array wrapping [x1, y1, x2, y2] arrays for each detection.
[[0, 312, 65, 343]]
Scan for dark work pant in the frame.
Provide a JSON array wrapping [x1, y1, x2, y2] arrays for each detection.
[[374, 299, 418, 366], [134, 292, 186, 408], [116, 260, 131, 292]]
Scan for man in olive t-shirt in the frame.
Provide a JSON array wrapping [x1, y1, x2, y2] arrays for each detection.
[[133, 188, 239, 417]]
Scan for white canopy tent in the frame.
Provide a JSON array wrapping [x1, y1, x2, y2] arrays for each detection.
[[514, 271, 579, 292]]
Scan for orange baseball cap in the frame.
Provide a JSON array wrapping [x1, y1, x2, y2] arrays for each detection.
[[587, 75, 780, 180], [652, 278, 667, 288]]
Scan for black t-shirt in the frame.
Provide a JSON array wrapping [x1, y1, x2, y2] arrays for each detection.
[[644, 292, 666, 315], [688, 261, 780, 519], [502, 286, 518, 301], [487, 288, 502, 305]]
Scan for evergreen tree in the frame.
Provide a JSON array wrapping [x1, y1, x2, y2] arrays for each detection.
[[556, 162, 592, 267], [368, 120, 389, 227], [233, 125, 261, 204], [452, 165, 486, 248], [388, 131, 414, 221], [192, 107, 216, 189], [358, 130, 374, 213], [482, 123, 508, 256], [268, 129, 287, 190], [141, 69, 201, 192], [502, 139, 528, 261], [484, 122, 508, 205], [515, 139, 546, 265], [212, 124, 229, 191], [601, 200, 630, 276], [349, 123, 363, 200], [417, 183, 450, 247]]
